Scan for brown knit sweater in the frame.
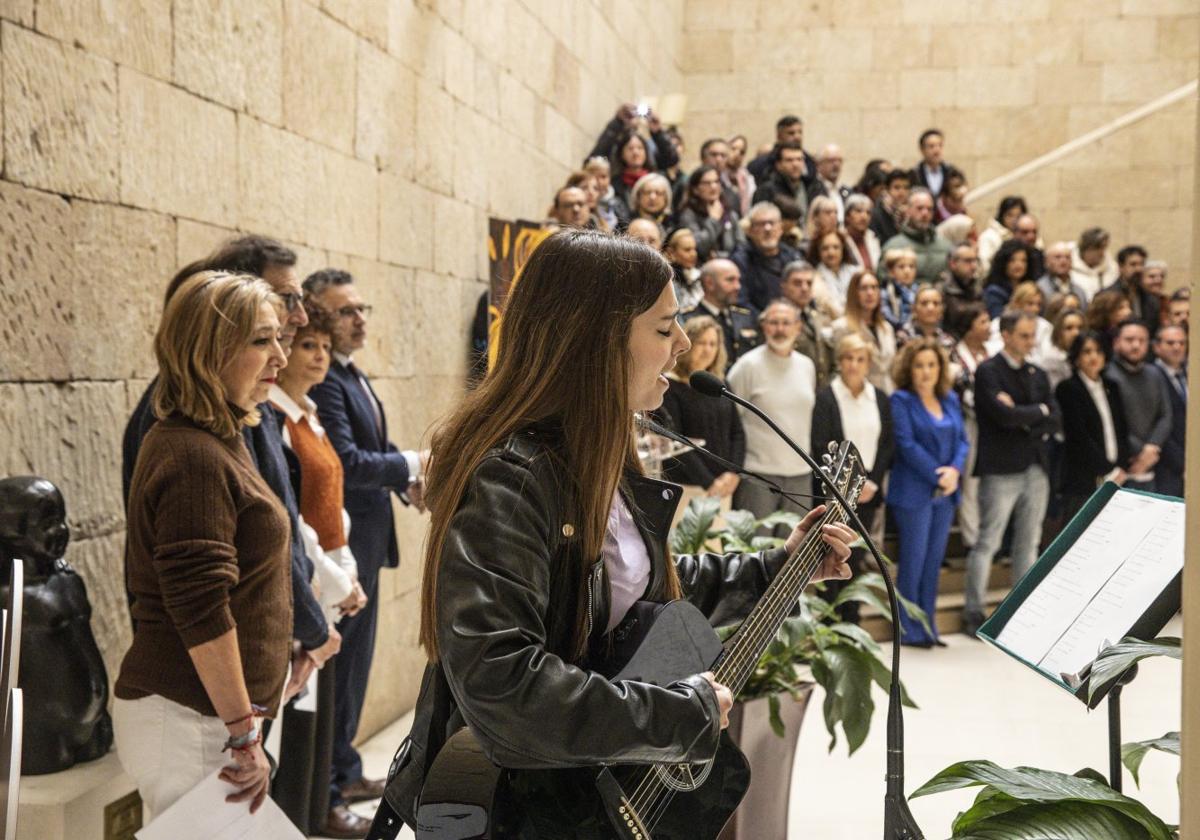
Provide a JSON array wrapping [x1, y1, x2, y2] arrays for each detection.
[[116, 414, 293, 717]]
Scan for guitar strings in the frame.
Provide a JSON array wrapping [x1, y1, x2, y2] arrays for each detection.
[[626, 500, 845, 819], [624, 492, 854, 824], [626, 513, 841, 825], [625, 467, 857, 820]]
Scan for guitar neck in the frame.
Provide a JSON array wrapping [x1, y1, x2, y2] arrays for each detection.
[[713, 501, 850, 696]]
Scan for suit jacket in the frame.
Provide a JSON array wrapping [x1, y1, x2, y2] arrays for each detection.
[[1054, 373, 1132, 496], [973, 354, 1061, 476], [810, 382, 894, 497], [909, 162, 963, 198], [681, 301, 762, 371], [1154, 361, 1187, 496], [311, 360, 408, 576], [886, 389, 969, 509]]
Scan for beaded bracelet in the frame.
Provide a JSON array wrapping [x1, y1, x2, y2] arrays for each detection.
[[223, 704, 269, 728]]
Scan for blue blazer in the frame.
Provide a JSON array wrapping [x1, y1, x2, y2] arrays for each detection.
[[887, 389, 970, 509], [311, 360, 410, 576]]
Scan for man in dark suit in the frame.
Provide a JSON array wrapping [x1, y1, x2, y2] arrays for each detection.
[[962, 311, 1061, 635], [306, 269, 424, 834], [681, 258, 761, 371], [909, 128, 963, 200], [1153, 324, 1187, 496]]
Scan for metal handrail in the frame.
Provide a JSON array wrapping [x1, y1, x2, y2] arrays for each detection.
[[965, 79, 1199, 205]]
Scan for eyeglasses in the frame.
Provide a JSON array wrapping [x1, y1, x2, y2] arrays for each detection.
[[278, 292, 303, 313], [336, 304, 373, 319], [750, 219, 779, 229]]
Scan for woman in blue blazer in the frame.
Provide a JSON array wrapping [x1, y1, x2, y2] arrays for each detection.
[[888, 338, 970, 647]]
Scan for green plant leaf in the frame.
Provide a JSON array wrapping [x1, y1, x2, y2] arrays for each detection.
[[1086, 637, 1181, 705], [811, 644, 875, 755], [669, 496, 722, 555], [828, 621, 882, 655], [865, 653, 917, 709], [751, 535, 784, 550], [757, 510, 802, 531], [722, 509, 757, 543], [1122, 732, 1180, 788], [911, 760, 1173, 840], [953, 801, 1159, 839], [766, 693, 784, 738]]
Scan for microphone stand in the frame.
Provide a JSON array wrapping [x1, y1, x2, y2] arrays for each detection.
[[688, 371, 924, 840]]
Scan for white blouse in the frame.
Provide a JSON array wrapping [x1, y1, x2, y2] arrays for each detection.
[[602, 492, 651, 632]]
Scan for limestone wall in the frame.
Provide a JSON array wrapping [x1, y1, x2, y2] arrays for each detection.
[[0, 0, 683, 741], [680, 0, 1198, 278]]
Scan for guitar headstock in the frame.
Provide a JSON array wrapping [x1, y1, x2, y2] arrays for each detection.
[[819, 440, 867, 510]]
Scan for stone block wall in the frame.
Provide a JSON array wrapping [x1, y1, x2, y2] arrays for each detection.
[[0, 0, 682, 742], [680, 0, 1197, 279]]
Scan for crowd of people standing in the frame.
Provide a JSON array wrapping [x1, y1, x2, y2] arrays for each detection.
[[540, 106, 1190, 645]]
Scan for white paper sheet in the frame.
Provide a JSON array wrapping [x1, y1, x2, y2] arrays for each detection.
[[136, 769, 305, 840], [994, 489, 1184, 683]]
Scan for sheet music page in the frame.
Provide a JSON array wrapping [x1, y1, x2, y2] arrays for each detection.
[[136, 769, 305, 840], [994, 491, 1184, 681]]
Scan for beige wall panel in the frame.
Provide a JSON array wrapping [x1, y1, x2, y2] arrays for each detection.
[[283, 0, 357, 154], [37, 0, 172, 79], [173, 0, 284, 124], [2, 24, 119, 201], [118, 68, 237, 224]]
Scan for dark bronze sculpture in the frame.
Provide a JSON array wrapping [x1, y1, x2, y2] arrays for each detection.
[[0, 476, 113, 775]]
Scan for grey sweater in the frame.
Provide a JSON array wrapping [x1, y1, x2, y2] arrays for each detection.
[[1104, 358, 1172, 450]]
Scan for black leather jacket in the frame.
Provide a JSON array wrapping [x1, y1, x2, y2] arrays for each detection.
[[382, 424, 787, 824]]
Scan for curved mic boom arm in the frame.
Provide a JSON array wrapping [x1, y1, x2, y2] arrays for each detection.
[[689, 370, 924, 840]]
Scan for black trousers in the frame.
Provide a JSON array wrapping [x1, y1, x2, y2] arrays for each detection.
[[273, 659, 337, 832], [332, 566, 382, 801]]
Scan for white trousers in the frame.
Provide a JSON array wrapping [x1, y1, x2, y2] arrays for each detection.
[[112, 694, 231, 820]]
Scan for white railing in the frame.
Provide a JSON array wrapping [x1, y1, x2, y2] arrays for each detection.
[[965, 80, 1199, 205]]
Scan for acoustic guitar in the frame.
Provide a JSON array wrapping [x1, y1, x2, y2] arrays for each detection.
[[413, 442, 865, 839]]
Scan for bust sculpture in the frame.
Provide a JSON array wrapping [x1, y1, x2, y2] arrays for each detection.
[[0, 476, 113, 774]]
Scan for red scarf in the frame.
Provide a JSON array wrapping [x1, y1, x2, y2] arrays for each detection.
[[622, 168, 649, 188]]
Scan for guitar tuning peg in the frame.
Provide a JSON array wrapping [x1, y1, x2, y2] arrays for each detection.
[[826, 441, 838, 455]]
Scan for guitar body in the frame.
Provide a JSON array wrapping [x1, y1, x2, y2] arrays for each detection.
[[415, 601, 750, 839], [415, 728, 748, 839]]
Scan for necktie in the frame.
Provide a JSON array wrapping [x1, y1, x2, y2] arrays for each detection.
[[1176, 371, 1188, 401], [347, 362, 384, 436]]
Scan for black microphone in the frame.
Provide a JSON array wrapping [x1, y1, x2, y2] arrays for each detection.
[[689, 370, 925, 840]]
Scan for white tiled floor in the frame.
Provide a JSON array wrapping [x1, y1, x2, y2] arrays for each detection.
[[335, 618, 1182, 839]]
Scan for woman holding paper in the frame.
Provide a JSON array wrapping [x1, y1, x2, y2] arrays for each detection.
[[114, 273, 291, 817]]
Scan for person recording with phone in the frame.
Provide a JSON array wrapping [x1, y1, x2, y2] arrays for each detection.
[[370, 230, 855, 834]]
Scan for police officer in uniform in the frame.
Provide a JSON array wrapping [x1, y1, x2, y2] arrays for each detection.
[[680, 258, 762, 372]]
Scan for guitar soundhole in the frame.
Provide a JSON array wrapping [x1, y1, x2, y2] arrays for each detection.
[[652, 759, 714, 792]]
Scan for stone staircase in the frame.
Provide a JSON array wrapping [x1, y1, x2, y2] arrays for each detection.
[[859, 526, 1014, 641]]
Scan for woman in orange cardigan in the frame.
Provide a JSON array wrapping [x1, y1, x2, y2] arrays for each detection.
[[269, 304, 368, 835]]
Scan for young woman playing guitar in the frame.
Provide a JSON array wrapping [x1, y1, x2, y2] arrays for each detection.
[[370, 229, 856, 839]]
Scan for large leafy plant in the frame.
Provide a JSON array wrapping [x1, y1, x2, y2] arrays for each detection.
[[670, 496, 923, 755], [912, 637, 1182, 838]]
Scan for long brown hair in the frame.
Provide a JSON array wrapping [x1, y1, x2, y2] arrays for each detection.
[[419, 230, 680, 661]]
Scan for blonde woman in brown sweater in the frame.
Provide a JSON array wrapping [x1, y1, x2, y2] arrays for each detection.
[[115, 272, 290, 817]]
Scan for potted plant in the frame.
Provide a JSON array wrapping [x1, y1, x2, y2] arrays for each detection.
[[670, 496, 923, 840], [911, 636, 1181, 839]]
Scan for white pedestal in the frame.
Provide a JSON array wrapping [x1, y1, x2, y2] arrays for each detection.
[[16, 751, 140, 840]]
